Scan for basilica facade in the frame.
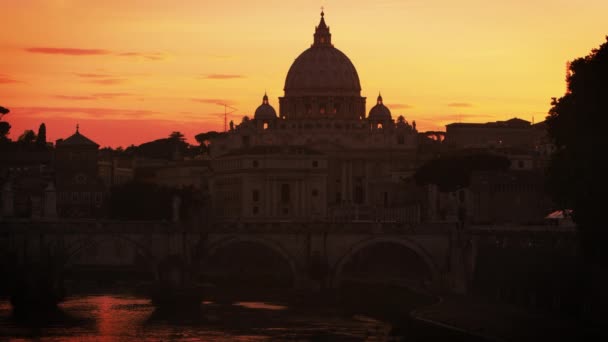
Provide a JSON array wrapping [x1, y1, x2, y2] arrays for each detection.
[[209, 12, 420, 222]]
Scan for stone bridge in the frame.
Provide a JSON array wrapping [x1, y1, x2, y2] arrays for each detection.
[[0, 219, 576, 296]]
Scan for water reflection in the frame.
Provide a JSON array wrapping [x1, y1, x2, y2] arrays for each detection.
[[234, 302, 288, 311], [0, 295, 389, 341]]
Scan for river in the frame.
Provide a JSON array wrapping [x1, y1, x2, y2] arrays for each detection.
[[0, 288, 486, 341]]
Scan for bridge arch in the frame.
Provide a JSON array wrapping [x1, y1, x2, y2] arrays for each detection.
[[200, 235, 301, 288], [331, 237, 441, 290]]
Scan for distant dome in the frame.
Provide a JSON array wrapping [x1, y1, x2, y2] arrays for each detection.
[[254, 93, 277, 120], [368, 94, 392, 121], [284, 11, 361, 96]]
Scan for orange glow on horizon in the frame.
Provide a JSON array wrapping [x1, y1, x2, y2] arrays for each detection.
[[1, 0, 606, 147]]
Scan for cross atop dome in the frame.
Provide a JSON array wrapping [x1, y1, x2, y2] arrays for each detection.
[[313, 9, 332, 47]]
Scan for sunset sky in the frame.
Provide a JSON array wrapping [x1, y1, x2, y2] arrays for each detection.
[[1, 0, 606, 147]]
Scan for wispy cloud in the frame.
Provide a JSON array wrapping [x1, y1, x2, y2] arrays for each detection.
[[53, 93, 134, 101], [447, 102, 473, 108], [14, 106, 160, 119], [74, 73, 111, 78], [202, 74, 245, 80], [54, 95, 96, 100], [88, 78, 127, 85], [0, 74, 20, 84], [116, 52, 165, 60], [417, 113, 494, 123], [25, 47, 165, 60], [191, 98, 237, 106], [92, 92, 133, 98], [25, 47, 111, 55], [388, 103, 413, 109]]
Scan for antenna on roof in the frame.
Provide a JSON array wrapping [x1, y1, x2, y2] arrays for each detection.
[[219, 103, 238, 132]]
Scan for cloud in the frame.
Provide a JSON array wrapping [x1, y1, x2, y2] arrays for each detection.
[[54, 95, 96, 100], [91, 92, 133, 98], [116, 52, 165, 60], [75, 73, 111, 78], [388, 103, 412, 109], [447, 102, 473, 108], [25, 47, 165, 60], [25, 47, 111, 55], [53, 93, 134, 101], [191, 98, 237, 106], [417, 113, 495, 123], [13, 106, 160, 119], [89, 78, 128, 85], [0, 74, 20, 84], [202, 74, 245, 80]]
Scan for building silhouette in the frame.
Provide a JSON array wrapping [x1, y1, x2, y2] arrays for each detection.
[[209, 11, 419, 222]]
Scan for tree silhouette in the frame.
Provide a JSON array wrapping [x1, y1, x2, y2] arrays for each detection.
[[18, 129, 36, 144], [36, 123, 47, 147], [169, 131, 185, 142], [546, 36, 608, 266], [0, 106, 9, 116], [0, 122, 10, 141]]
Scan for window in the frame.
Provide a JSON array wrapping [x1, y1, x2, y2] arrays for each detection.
[[281, 184, 290, 203], [242, 135, 250, 147], [72, 192, 78, 202], [263, 122, 269, 130], [94, 192, 102, 204], [312, 160, 318, 168], [252, 160, 259, 168], [383, 192, 389, 208], [253, 206, 259, 215], [336, 191, 342, 203], [377, 123, 383, 129], [252, 190, 259, 202], [312, 189, 319, 197], [398, 135, 405, 145], [282, 207, 289, 215], [518, 160, 524, 169]]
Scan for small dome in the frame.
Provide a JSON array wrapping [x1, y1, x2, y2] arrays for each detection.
[[254, 93, 277, 120], [368, 94, 392, 121]]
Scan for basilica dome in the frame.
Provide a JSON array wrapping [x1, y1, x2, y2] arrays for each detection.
[[284, 11, 361, 96], [368, 94, 392, 121], [254, 93, 277, 120]]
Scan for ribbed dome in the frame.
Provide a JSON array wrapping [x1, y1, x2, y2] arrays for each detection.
[[284, 11, 361, 96], [368, 94, 392, 121], [254, 93, 277, 120], [285, 47, 361, 95]]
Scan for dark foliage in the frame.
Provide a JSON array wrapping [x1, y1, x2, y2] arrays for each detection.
[[17, 130, 36, 144], [414, 153, 511, 192], [121, 131, 199, 159], [546, 36, 608, 265], [0, 122, 10, 141], [194, 131, 225, 154], [36, 123, 47, 147], [0, 106, 8, 115]]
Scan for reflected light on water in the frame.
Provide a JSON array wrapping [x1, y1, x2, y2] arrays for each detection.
[[233, 302, 288, 311]]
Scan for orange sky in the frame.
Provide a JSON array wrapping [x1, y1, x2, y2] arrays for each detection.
[[1, 0, 606, 147]]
